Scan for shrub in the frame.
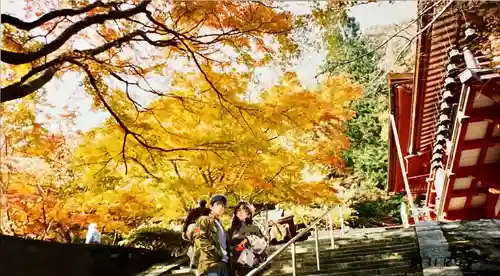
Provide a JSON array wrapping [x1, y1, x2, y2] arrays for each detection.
[[346, 189, 404, 228], [119, 226, 189, 257]]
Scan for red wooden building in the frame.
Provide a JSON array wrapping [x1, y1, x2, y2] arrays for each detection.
[[388, 1, 500, 221]]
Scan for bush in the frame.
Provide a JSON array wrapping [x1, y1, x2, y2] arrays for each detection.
[[119, 226, 189, 257], [287, 205, 352, 231], [346, 189, 404, 228]]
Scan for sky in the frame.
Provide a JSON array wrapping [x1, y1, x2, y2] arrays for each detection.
[[2, 0, 417, 134]]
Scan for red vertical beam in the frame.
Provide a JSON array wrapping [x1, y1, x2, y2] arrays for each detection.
[[442, 119, 470, 212], [485, 193, 500, 219], [425, 178, 433, 207], [462, 122, 496, 216], [442, 175, 456, 215], [409, 4, 433, 155], [390, 114, 420, 223], [397, 86, 412, 156], [462, 178, 478, 218]]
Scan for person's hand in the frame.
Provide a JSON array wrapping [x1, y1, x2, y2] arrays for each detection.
[[235, 238, 247, 251], [235, 243, 245, 252]]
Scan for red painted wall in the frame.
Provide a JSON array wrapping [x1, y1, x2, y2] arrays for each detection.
[[393, 86, 413, 193]]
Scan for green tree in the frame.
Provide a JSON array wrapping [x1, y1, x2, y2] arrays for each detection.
[[322, 15, 389, 189]]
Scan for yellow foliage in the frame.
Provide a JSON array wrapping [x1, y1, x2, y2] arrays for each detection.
[[70, 70, 361, 225]]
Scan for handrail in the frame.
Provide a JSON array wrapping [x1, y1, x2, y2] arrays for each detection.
[[246, 205, 339, 276]]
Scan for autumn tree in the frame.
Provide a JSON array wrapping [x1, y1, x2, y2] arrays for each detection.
[[1, 0, 361, 237], [1, 0, 305, 161], [0, 97, 79, 240], [71, 71, 360, 221], [0, 96, 161, 240]]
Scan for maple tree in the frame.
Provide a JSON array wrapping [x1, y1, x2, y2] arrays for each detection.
[[1, 0, 296, 98], [0, 0, 307, 168], [0, 97, 77, 240], [71, 71, 360, 221], [1, 0, 363, 239], [0, 98, 160, 240]]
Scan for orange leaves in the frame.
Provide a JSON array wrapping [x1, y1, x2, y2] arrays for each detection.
[[59, 111, 77, 120], [99, 25, 119, 41], [252, 176, 272, 189], [33, 123, 42, 131], [87, 6, 108, 16], [168, 0, 297, 64]]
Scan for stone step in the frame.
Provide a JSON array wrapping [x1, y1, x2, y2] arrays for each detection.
[[269, 237, 417, 256], [167, 242, 419, 274], [272, 250, 419, 266], [169, 263, 423, 276], [280, 234, 416, 248], [311, 227, 416, 240], [265, 257, 419, 274], [384, 274, 423, 276], [271, 242, 418, 261], [139, 257, 189, 276], [168, 268, 195, 275], [462, 272, 500, 276], [165, 227, 421, 276], [263, 263, 420, 276]]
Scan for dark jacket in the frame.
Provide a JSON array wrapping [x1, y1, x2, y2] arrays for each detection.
[[194, 214, 230, 274]]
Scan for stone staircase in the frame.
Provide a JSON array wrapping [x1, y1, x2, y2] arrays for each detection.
[[262, 227, 422, 276], [158, 227, 423, 276], [437, 220, 500, 275]]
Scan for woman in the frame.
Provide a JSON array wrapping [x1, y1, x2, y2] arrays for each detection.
[[229, 201, 267, 276]]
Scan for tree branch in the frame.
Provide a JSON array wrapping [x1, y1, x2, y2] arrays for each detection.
[[0, 64, 61, 102], [315, 0, 443, 78], [72, 59, 229, 158], [392, 0, 454, 67], [121, 133, 128, 174], [130, 157, 161, 181], [1, 1, 121, 30], [266, 162, 293, 184], [1, 0, 151, 65], [1, 30, 176, 103]]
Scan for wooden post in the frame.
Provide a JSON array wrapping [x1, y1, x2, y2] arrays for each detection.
[[264, 205, 269, 237], [390, 114, 420, 224], [401, 202, 409, 228], [338, 205, 344, 236], [327, 211, 334, 249]]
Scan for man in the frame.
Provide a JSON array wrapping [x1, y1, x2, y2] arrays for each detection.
[[183, 199, 211, 235], [194, 194, 229, 276]]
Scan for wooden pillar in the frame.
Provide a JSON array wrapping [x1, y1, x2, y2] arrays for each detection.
[[485, 191, 500, 218], [390, 114, 420, 224]]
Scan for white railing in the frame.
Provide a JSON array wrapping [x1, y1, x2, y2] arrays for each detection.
[[246, 205, 341, 276]]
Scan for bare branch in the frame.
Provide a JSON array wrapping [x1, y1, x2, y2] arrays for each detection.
[[315, 0, 444, 78], [1, 1, 122, 30], [130, 157, 161, 180], [1, 30, 176, 102], [393, 0, 454, 66], [121, 133, 128, 174], [1, 0, 151, 65]]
